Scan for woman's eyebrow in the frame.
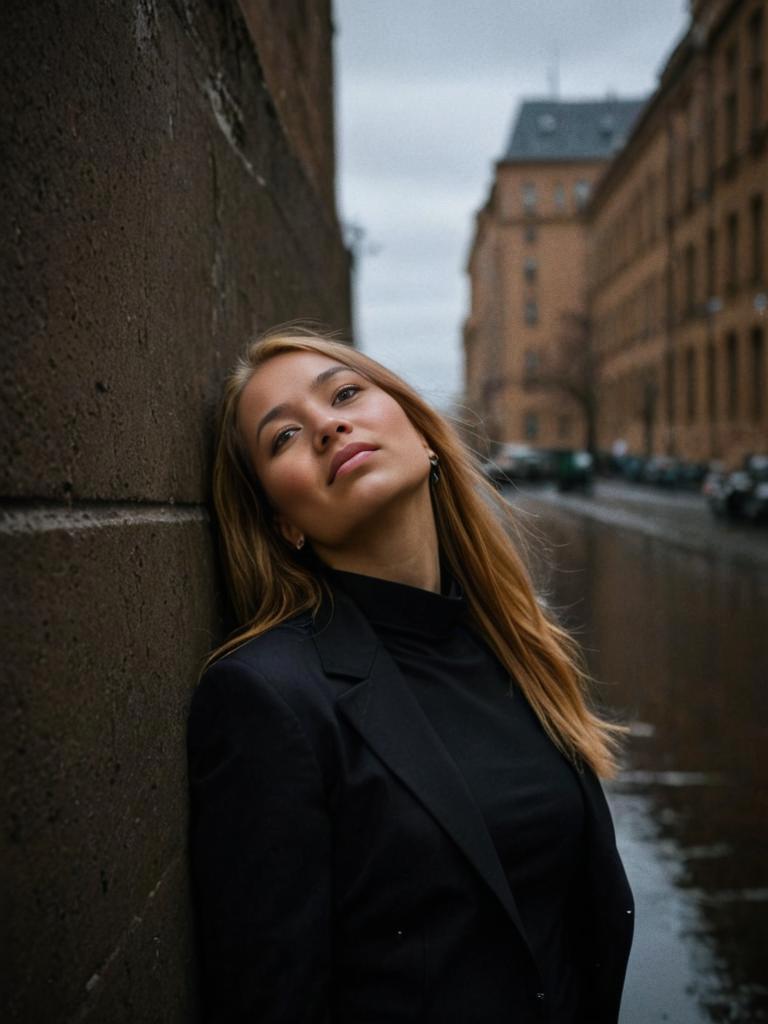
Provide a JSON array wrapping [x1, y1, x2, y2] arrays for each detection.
[[255, 365, 356, 443]]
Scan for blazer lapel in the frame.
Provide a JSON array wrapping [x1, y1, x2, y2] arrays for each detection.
[[312, 586, 534, 956]]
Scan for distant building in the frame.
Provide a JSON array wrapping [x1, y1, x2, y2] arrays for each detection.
[[464, 97, 644, 450], [588, 0, 767, 466], [465, 0, 768, 469]]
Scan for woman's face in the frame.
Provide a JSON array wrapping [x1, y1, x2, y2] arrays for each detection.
[[237, 350, 432, 549]]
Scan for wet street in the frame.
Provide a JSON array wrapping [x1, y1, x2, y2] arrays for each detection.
[[508, 482, 768, 1023]]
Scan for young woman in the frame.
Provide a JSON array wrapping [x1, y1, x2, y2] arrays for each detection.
[[187, 326, 634, 1024]]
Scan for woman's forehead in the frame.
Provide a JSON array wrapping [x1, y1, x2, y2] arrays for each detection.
[[237, 350, 359, 424]]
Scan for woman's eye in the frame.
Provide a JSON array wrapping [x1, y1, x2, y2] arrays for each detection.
[[334, 384, 360, 403], [272, 427, 298, 452]]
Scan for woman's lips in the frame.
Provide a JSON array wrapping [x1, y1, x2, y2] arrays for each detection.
[[328, 443, 378, 483], [335, 448, 376, 480]]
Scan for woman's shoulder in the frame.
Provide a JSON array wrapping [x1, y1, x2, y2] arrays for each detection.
[[210, 611, 316, 668], [192, 611, 332, 720]]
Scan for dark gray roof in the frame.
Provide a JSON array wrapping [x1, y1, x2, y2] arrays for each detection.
[[503, 97, 646, 162]]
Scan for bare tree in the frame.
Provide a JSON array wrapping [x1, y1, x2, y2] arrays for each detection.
[[640, 374, 659, 458], [525, 311, 599, 457]]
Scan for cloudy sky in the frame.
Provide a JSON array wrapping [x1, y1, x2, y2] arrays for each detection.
[[333, 0, 690, 410]]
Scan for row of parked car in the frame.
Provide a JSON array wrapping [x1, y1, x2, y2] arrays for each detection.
[[482, 444, 768, 523], [608, 453, 708, 489], [702, 454, 768, 523], [611, 451, 768, 523], [482, 444, 594, 493]]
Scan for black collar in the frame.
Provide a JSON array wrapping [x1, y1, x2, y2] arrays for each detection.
[[321, 566, 465, 640]]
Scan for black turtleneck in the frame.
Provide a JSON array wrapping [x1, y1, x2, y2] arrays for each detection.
[[324, 565, 586, 1024]]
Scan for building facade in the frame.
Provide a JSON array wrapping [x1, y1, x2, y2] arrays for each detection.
[[465, 0, 767, 468], [465, 98, 644, 451], [589, 0, 767, 466]]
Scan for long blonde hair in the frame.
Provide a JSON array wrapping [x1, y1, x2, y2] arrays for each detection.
[[207, 325, 624, 777]]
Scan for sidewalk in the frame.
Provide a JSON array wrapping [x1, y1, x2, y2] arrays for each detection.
[[507, 479, 768, 571]]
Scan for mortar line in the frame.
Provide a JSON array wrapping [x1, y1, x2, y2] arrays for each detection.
[[0, 500, 210, 535]]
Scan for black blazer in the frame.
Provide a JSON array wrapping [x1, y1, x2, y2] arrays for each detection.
[[187, 585, 634, 1024]]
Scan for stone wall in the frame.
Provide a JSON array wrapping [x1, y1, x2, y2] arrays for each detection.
[[0, 1, 350, 1020]]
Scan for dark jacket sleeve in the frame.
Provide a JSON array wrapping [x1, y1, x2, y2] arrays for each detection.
[[187, 654, 331, 1023]]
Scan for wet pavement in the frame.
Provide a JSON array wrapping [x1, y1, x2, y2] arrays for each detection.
[[518, 479, 768, 570], [507, 482, 768, 1023]]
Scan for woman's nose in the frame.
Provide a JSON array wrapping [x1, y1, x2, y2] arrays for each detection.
[[317, 420, 350, 448]]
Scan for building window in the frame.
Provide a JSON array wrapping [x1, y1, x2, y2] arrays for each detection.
[[749, 7, 764, 139], [706, 104, 717, 183], [665, 350, 676, 425], [523, 412, 539, 439], [685, 243, 697, 315], [724, 43, 739, 164], [574, 180, 591, 210], [668, 120, 678, 219], [685, 346, 697, 422], [726, 212, 739, 290], [666, 265, 676, 327], [751, 193, 764, 283], [524, 300, 539, 326], [524, 223, 537, 243], [632, 188, 643, 253], [706, 342, 717, 418], [685, 135, 696, 207], [647, 174, 658, 242], [523, 348, 539, 382], [752, 328, 765, 420], [522, 182, 537, 213], [524, 258, 538, 283], [524, 349, 539, 371], [706, 226, 717, 297], [554, 183, 566, 211], [726, 331, 739, 419]]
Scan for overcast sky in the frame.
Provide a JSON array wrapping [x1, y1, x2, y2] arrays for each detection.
[[333, 0, 690, 410]]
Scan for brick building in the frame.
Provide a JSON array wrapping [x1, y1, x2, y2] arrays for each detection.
[[465, 0, 767, 468], [464, 98, 644, 451], [589, 0, 767, 466]]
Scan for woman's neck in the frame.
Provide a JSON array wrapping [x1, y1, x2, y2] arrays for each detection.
[[313, 488, 441, 593]]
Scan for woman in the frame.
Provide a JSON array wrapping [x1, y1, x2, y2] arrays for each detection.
[[187, 326, 634, 1024]]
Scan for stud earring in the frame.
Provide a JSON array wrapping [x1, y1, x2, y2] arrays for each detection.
[[428, 451, 441, 485], [295, 536, 305, 551]]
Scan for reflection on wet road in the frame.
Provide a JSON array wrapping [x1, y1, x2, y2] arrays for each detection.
[[511, 490, 768, 1023]]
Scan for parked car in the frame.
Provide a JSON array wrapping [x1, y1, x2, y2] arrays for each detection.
[[550, 448, 594, 492], [676, 461, 709, 490], [617, 454, 647, 483], [704, 454, 768, 522], [614, 453, 707, 490], [742, 456, 768, 522], [701, 461, 727, 512], [483, 444, 551, 487], [642, 455, 682, 487]]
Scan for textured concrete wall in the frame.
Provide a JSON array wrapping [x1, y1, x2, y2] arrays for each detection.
[[1, 1, 350, 1020], [239, 0, 338, 210]]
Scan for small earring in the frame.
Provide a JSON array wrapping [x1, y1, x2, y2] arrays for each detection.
[[295, 536, 305, 551], [428, 451, 441, 485]]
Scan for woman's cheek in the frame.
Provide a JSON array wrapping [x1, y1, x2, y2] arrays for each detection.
[[271, 458, 322, 507]]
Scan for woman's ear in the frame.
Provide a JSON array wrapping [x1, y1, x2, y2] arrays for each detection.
[[275, 515, 305, 551]]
